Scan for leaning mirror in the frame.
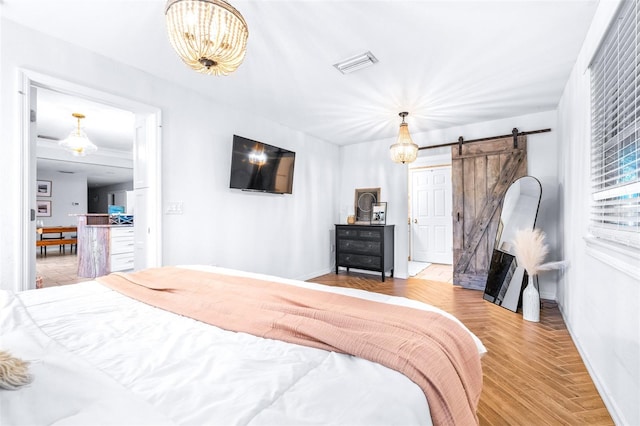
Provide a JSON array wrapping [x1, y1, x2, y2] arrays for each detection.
[[483, 176, 542, 311]]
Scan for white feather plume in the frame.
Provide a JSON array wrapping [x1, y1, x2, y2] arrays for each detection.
[[0, 350, 32, 390], [512, 228, 548, 276]]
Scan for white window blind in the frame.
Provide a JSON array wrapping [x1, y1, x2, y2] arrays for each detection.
[[590, 0, 640, 250]]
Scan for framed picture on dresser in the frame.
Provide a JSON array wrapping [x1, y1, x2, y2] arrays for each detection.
[[354, 187, 380, 224], [371, 202, 387, 225]]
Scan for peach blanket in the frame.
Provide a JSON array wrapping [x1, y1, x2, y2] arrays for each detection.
[[97, 267, 482, 425]]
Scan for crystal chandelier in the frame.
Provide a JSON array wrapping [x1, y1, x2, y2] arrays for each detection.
[[389, 112, 419, 164], [58, 113, 97, 157], [165, 0, 249, 76]]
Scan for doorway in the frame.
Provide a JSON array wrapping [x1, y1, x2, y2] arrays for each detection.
[[19, 69, 162, 291], [409, 165, 453, 265], [407, 151, 454, 281]]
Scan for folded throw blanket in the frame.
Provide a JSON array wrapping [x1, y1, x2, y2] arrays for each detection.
[[97, 267, 482, 425]]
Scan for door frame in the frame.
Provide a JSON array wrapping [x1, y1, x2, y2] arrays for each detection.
[[407, 151, 452, 264], [18, 69, 163, 291]]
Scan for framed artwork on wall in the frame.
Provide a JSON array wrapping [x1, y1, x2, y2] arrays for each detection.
[[371, 202, 387, 225], [37, 180, 52, 197], [354, 187, 380, 224], [36, 200, 51, 217]]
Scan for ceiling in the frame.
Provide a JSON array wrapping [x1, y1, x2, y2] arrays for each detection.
[[4, 0, 599, 166], [35, 87, 135, 187]]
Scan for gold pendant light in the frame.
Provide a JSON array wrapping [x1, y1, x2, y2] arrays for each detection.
[[165, 0, 249, 76], [389, 112, 419, 164], [58, 113, 97, 157]]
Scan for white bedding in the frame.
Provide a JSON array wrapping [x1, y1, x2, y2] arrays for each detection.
[[0, 266, 485, 425]]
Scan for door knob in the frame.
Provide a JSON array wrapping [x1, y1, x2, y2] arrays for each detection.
[[413, 219, 418, 224]]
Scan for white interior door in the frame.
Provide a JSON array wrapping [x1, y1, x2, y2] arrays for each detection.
[[410, 166, 453, 264], [133, 113, 161, 271]]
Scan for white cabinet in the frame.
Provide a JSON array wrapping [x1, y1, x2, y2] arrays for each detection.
[[110, 227, 135, 272]]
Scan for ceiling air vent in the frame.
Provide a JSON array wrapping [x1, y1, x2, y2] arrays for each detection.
[[333, 51, 378, 74]]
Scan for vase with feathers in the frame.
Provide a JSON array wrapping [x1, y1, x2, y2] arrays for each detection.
[[512, 228, 566, 322]]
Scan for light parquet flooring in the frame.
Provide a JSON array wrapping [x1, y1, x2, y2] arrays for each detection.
[[308, 271, 614, 426], [415, 263, 454, 283]]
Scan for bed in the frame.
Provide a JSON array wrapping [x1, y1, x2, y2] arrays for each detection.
[[0, 265, 486, 425]]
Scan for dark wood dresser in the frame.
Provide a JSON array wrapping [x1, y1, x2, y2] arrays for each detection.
[[335, 224, 395, 282]]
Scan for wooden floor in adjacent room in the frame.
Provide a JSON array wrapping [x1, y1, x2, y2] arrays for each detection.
[[309, 271, 614, 426]]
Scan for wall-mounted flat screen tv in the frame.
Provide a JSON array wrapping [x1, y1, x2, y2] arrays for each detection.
[[229, 135, 296, 194]]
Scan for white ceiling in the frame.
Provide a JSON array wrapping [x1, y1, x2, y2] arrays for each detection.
[[36, 88, 134, 152], [35, 87, 135, 187], [4, 0, 599, 167]]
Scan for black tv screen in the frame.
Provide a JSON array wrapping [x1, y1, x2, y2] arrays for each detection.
[[229, 135, 296, 194]]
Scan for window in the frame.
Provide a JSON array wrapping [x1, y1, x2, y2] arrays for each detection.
[[590, 0, 640, 250]]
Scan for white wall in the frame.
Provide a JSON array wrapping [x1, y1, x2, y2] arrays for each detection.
[[36, 170, 87, 228], [557, 1, 639, 424], [338, 135, 410, 278], [0, 19, 339, 291], [340, 110, 559, 298]]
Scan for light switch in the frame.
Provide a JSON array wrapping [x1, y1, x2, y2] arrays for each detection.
[[166, 201, 184, 215]]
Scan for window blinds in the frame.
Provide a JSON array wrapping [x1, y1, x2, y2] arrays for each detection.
[[590, 0, 640, 249]]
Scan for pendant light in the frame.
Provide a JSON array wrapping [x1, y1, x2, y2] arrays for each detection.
[[165, 0, 249, 76], [58, 113, 97, 157], [389, 112, 419, 164]]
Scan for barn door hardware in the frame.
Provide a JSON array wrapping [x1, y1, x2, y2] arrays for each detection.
[[418, 128, 550, 151]]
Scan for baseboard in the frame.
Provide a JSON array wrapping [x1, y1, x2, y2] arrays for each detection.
[[540, 290, 555, 300], [295, 267, 334, 282], [557, 303, 624, 425]]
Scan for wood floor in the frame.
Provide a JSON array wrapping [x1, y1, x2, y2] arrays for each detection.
[[309, 271, 614, 426]]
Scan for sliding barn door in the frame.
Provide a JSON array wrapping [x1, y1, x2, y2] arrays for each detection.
[[452, 135, 527, 289]]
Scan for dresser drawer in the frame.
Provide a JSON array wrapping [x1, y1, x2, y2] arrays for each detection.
[[338, 253, 381, 269], [336, 226, 382, 240], [338, 239, 381, 255], [111, 237, 134, 255], [336, 227, 359, 238], [356, 229, 382, 240], [110, 227, 134, 238], [111, 252, 134, 272], [110, 227, 134, 255]]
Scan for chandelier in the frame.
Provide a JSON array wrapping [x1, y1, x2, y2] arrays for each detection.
[[58, 113, 97, 157], [165, 0, 249, 76], [389, 112, 419, 164]]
